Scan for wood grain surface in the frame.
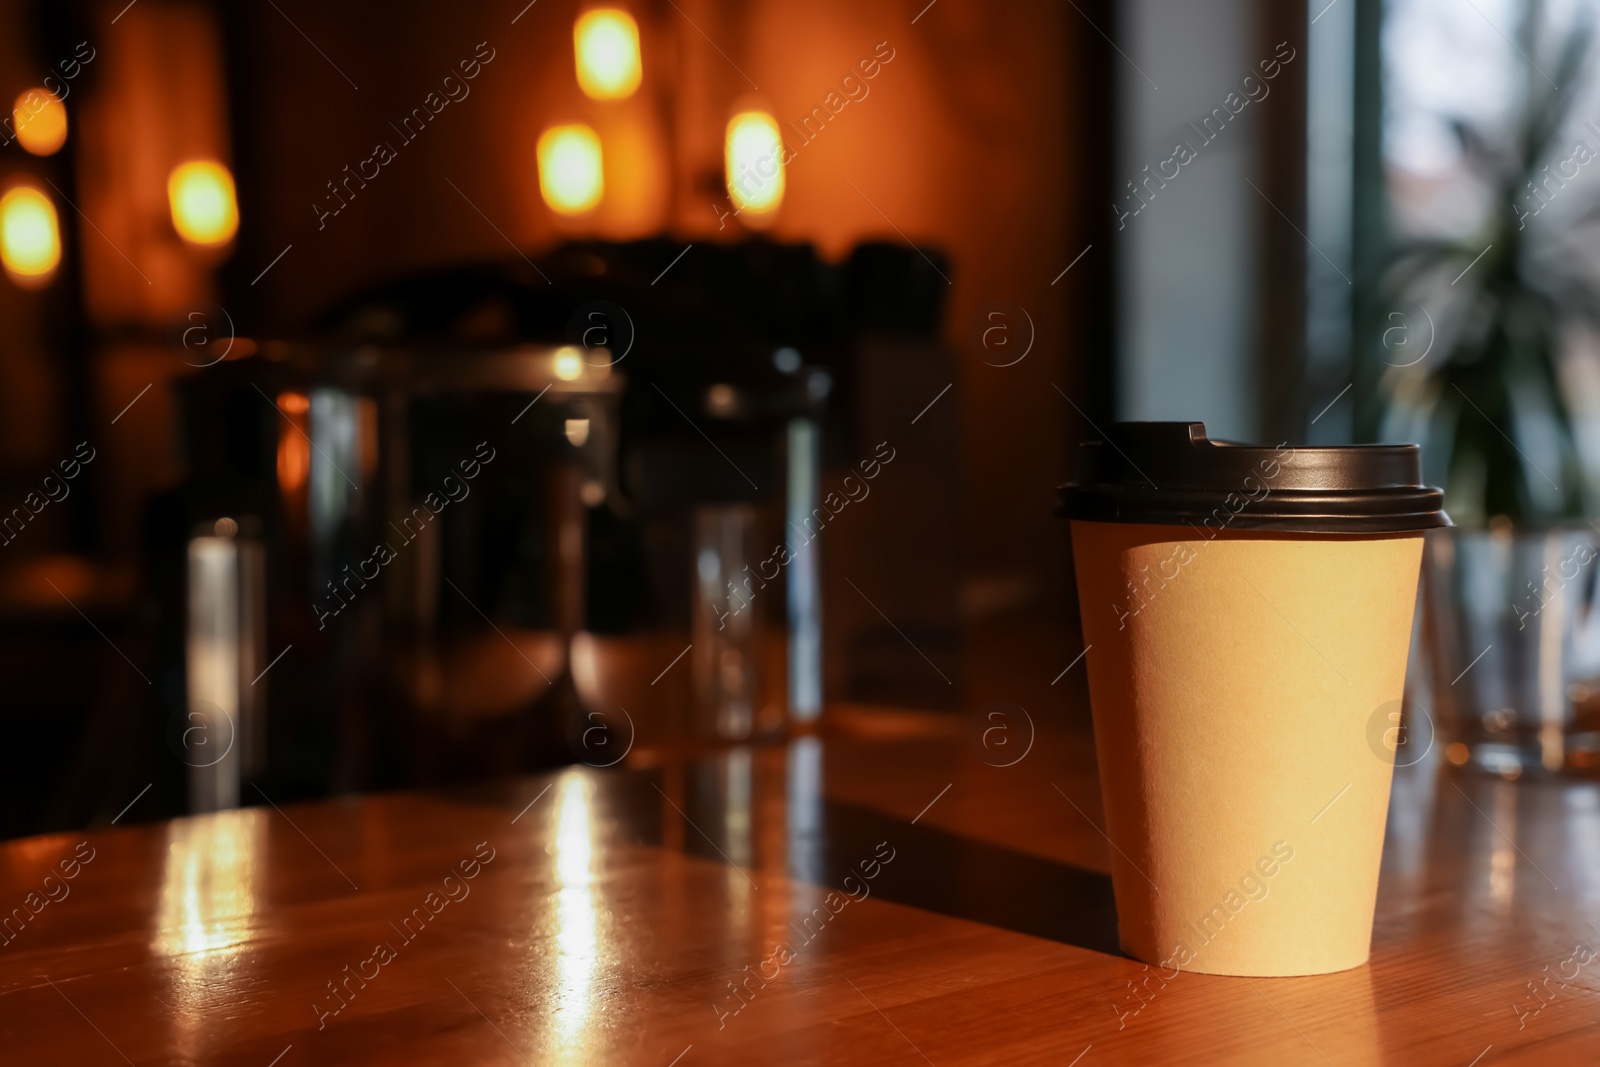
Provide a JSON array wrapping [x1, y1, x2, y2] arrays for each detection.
[[0, 706, 1595, 1065]]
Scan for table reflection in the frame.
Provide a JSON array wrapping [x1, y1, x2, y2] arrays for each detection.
[[153, 807, 265, 958], [552, 771, 599, 1057], [787, 735, 824, 886], [152, 807, 266, 1060]]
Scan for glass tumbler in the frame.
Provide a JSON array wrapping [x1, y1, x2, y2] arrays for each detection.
[[1423, 523, 1600, 776]]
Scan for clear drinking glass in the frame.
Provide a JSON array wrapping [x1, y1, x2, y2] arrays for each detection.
[[1423, 524, 1600, 775]]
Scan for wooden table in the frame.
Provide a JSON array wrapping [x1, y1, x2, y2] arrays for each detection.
[[1, 706, 1596, 1065]]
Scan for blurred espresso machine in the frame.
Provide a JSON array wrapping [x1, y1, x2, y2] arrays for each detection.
[[165, 238, 947, 809]]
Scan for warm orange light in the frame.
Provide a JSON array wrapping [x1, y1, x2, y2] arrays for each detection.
[[725, 111, 785, 222], [13, 89, 66, 156], [276, 392, 311, 492], [574, 8, 642, 100], [554, 346, 585, 380], [0, 186, 60, 285], [538, 125, 604, 215], [168, 161, 239, 247]]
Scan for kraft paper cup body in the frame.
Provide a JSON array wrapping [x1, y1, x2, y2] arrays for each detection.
[[1070, 519, 1423, 977]]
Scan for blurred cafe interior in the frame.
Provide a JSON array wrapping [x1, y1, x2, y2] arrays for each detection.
[[2, 0, 1599, 899], [0, 0, 1113, 833]]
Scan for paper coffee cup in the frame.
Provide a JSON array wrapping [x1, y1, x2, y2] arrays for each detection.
[[1059, 423, 1448, 977]]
